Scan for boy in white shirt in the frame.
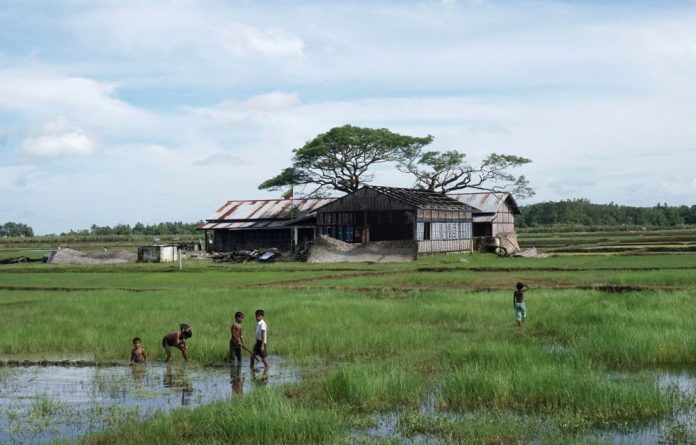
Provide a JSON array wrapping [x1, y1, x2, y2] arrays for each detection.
[[251, 309, 270, 369]]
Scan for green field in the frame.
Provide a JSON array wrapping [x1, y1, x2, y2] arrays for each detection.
[[2, 232, 696, 444]]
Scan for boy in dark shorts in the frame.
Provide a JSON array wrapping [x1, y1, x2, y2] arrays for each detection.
[[230, 312, 247, 364], [250, 309, 269, 370], [514, 282, 529, 327], [129, 337, 147, 365], [163, 323, 192, 362]]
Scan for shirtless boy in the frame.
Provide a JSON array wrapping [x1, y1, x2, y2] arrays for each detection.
[[230, 312, 247, 364], [162, 323, 192, 362], [129, 337, 147, 365], [513, 282, 530, 327]]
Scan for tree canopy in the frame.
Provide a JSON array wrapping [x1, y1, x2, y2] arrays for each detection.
[[399, 150, 534, 198], [260, 124, 534, 198], [259, 125, 433, 195], [0, 222, 34, 237]]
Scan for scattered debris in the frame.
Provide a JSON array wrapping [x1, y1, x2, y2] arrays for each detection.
[[0, 256, 42, 265], [513, 247, 553, 258], [294, 241, 313, 261], [46, 248, 137, 264], [212, 248, 281, 263], [308, 235, 417, 263], [475, 232, 520, 256]]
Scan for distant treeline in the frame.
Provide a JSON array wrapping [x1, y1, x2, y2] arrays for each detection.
[[0, 222, 34, 237], [518, 200, 696, 228], [62, 222, 203, 236], [1, 221, 203, 239]]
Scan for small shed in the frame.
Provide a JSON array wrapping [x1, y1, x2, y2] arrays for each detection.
[[197, 198, 334, 252], [316, 186, 474, 254], [448, 192, 521, 237], [138, 244, 180, 263]]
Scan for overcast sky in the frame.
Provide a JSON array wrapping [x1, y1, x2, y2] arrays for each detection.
[[2, 1, 695, 234]]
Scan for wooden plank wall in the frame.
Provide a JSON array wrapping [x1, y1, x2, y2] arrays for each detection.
[[492, 204, 516, 236], [417, 239, 472, 253]]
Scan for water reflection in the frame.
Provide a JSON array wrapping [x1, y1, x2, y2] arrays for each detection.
[[251, 368, 269, 386], [230, 365, 244, 396], [129, 363, 146, 384], [163, 364, 193, 406], [0, 358, 298, 445]]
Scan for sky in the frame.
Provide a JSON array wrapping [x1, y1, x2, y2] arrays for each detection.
[[1, 0, 695, 234]]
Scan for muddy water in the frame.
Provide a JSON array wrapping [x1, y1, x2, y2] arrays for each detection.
[[0, 358, 297, 444]]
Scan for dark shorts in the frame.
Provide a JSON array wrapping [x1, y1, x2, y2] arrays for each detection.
[[163, 337, 184, 350], [253, 340, 267, 358], [230, 339, 242, 362]]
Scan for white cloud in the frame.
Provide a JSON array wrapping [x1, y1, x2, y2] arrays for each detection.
[[21, 117, 96, 158], [244, 91, 301, 110], [0, 71, 155, 132], [71, 3, 304, 59], [192, 153, 244, 167]]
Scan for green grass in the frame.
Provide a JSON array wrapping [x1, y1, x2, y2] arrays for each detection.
[[2, 251, 696, 444], [76, 390, 342, 445]]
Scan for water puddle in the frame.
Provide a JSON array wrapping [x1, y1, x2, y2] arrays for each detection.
[[353, 390, 446, 444], [0, 358, 298, 444], [598, 370, 696, 444], [354, 371, 696, 444], [364, 413, 433, 444]]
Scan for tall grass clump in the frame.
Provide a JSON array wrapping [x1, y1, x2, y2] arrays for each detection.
[[80, 389, 341, 445], [441, 362, 671, 427], [306, 363, 426, 412]]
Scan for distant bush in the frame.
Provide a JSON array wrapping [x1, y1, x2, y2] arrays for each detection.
[[517, 200, 696, 229], [0, 222, 34, 237]]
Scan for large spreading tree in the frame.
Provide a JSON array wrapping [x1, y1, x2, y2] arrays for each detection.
[[398, 149, 534, 198], [258, 125, 433, 195], [260, 124, 534, 198]]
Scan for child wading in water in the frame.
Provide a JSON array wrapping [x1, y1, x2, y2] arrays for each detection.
[[250, 309, 269, 370], [162, 323, 192, 362], [514, 282, 529, 326], [129, 337, 147, 364], [230, 312, 247, 365]]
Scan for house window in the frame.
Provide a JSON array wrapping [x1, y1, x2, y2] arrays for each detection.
[[459, 222, 471, 239], [416, 222, 430, 241]]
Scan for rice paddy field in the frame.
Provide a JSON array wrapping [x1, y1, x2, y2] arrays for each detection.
[[1, 229, 696, 444]]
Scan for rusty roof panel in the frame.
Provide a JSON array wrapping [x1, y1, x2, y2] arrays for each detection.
[[205, 198, 336, 222]]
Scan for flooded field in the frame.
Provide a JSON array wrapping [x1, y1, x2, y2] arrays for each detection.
[[0, 359, 297, 444], [352, 371, 696, 445], [600, 371, 696, 445]]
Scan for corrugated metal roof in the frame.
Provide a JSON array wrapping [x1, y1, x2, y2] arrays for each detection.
[[198, 220, 288, 230], [367, 186, 472, 210], [448, 192, 520, 214], [205, 198, 336, 222]]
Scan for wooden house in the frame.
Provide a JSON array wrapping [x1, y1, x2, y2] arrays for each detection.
[[198, 198, 334, 252], [448, 192, 520, 237], [315, 186, 474, 254]]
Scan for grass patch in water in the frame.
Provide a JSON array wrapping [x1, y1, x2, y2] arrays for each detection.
[[77, 388, 341, 445]]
